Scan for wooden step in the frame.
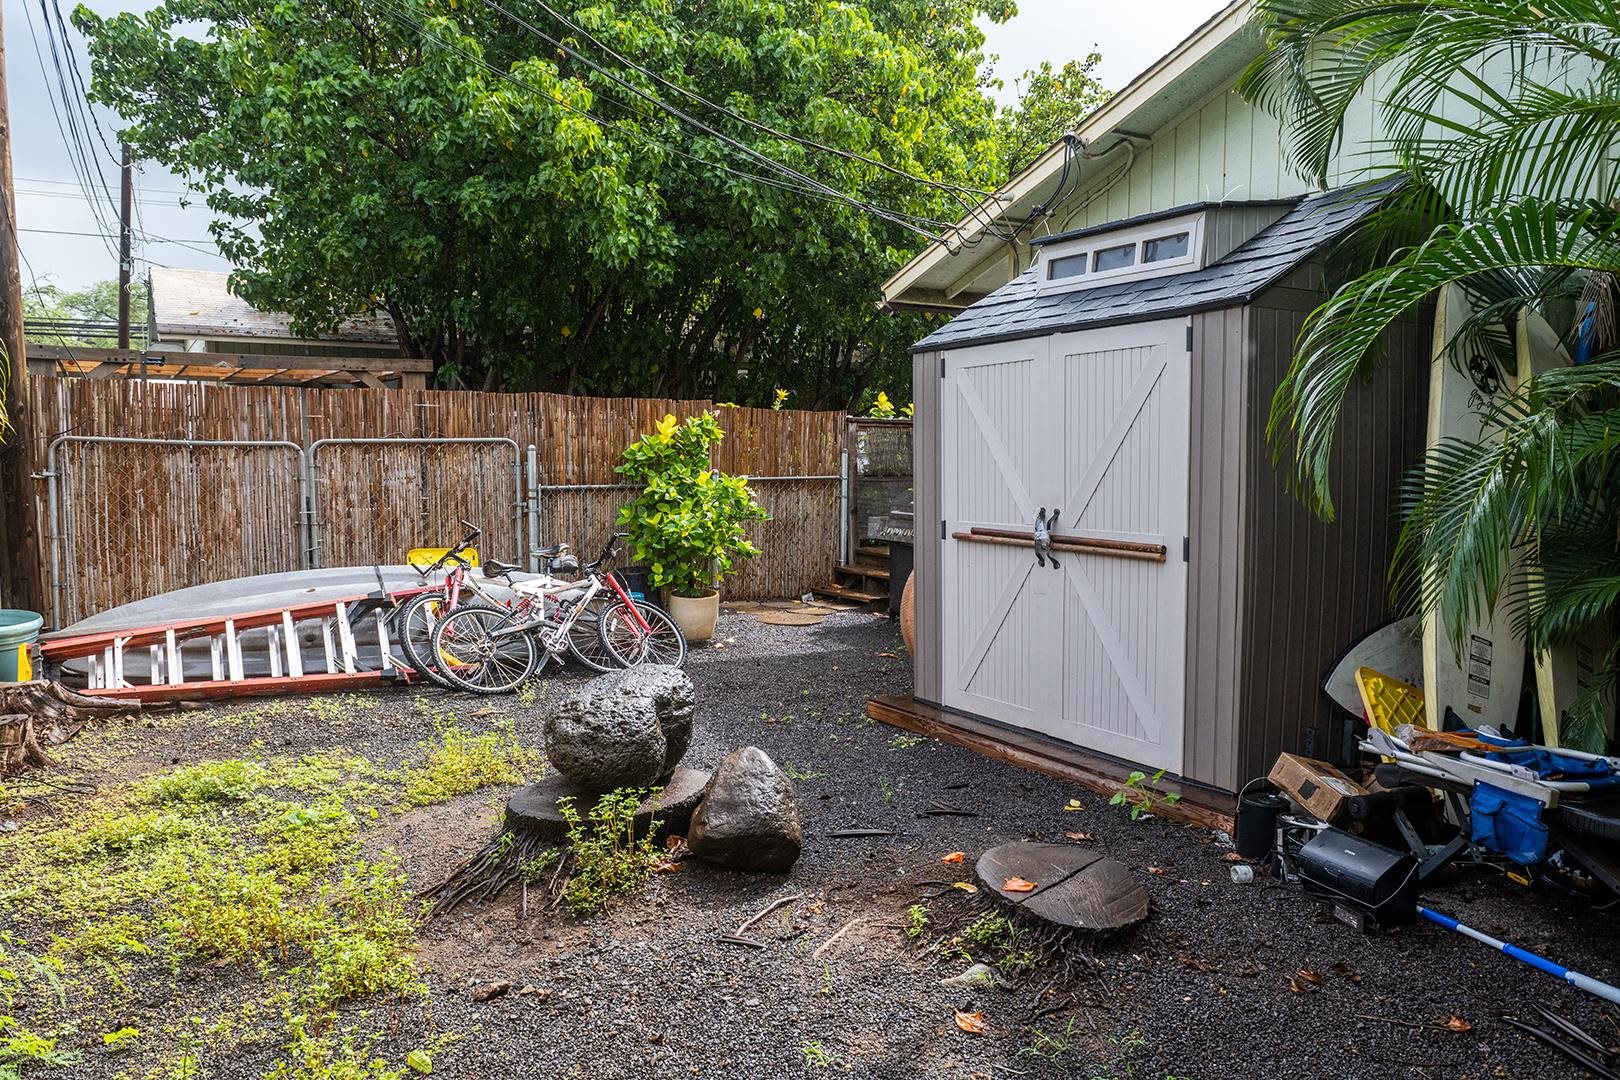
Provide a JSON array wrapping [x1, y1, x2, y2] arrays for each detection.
[[812, 583, 886, 604], [837, 563, 891, 581], [853, 544, 891, 564]]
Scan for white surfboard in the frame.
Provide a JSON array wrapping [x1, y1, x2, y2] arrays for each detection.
[[1518, 310, 1618, 751], [1323, 616, 1423, 722], [1422, 284, 1527, 731]]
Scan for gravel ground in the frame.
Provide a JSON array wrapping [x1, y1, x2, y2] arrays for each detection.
[[23, 609, 1620, 1079]]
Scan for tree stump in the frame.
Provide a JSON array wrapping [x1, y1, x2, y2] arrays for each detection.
[[973, 841, 1150, 934], [0, 681, 137, 776]]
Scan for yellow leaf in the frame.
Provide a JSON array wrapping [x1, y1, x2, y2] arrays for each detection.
[[1002, 876, 1037, 893], [1062, 799, 1083, 812], [753, 307, 764, 319], [954, 1010, 988, 1035], [940, 851, 965, 864], [951, 881, 977, 894]]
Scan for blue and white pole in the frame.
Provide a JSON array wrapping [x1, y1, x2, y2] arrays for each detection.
[[1419, 906, 1620, 1006]]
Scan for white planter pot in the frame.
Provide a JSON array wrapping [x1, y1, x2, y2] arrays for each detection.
[[661, 588, 719, 643]]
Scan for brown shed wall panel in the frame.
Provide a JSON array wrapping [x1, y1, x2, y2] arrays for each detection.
[[912, 351, 943, 704], [1183, 307, 1250, 790], [1233, 267, 1430, 784]]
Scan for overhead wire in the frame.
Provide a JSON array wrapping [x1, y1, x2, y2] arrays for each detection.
[[472, 0, 956, 239], [366, 0, 951, 240], [510, 0, 1031, 248]]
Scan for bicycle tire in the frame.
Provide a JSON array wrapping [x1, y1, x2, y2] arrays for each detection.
[[398, 592, 498, 688], [597, 600, 687, 669], [429, 605, 539, 695], [566, 595, 630, 673]]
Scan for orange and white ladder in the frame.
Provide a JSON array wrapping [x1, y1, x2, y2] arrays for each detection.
[[39, 593, 420, 702]]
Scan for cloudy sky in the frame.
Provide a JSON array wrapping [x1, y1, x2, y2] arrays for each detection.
[[6, 0, 1225, 292]]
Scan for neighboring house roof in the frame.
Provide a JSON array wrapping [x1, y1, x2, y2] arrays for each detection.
[[912, 184, 1387, 352], [883, 0, 1258, 311], [148, 268, 399, 346]]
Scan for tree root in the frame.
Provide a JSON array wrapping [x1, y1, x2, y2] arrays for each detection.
[[0, 681, 138, 777]]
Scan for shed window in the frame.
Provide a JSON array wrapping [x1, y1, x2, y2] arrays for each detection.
[[1047, 254, 1087, 281], [1142, 232, 1190, 263], [1093, 243, 1136, 273]]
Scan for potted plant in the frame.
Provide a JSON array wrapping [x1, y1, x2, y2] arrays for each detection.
[[616, 412, 769, 642]]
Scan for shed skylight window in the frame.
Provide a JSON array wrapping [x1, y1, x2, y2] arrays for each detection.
[[1047, 254, 1087, 280], [1093, 243, 1136, 273], [1142, 232, 1190, 263], [1033, 211, 1205, 295]]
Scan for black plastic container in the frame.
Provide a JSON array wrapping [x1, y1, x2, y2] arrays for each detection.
[[1235, 784, 1290, 861], [615, 565, 652, 602]]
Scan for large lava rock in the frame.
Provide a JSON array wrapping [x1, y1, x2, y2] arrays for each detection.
[[542, 665, 695, 790], [687, 746, 803, 872]]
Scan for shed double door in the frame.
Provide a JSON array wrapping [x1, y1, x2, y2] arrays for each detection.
[[939, 320, 1190, 773]]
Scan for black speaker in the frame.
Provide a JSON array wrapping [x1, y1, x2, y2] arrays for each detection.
[[1296, 828, 1419, 925]]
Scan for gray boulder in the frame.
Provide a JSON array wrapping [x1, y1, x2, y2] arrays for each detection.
[[687, 746, 802, 872], [542, 665, 695, 790]]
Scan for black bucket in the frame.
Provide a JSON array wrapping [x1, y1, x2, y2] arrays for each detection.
[[615, 565, 652, 603], [1235, 784, 1289, 862]]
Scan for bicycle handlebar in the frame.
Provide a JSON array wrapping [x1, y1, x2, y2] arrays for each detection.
[[415, 521, 484, 576]]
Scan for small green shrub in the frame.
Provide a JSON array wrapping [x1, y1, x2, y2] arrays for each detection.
[[140, 760, 267, 804], [558, 789, 663, 916], [904, 904, 930, 941], [401, 722, 535, 807], [1110, 769, 1182, 822], [0, 1017, 80, 1075]]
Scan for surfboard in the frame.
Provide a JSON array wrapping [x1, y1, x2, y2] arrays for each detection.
[[1322, 616, 1423, 722], [1422, 284, 1527, 732], [1518, 310, 1618, 751]]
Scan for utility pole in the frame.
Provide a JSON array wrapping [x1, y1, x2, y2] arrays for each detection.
[[0, 2, 44, 615], [117, 143, 131, 349]]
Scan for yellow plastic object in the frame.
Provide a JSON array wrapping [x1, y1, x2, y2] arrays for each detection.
[[406, 546, 479, 572], [1355, 666, 1427, 736]]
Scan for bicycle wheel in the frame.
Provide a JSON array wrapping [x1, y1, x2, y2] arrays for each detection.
[[398, 591, 493, 688], [566, 595, 629, 674], [429, 605, 538, 695], [597, 600, 687, 669]]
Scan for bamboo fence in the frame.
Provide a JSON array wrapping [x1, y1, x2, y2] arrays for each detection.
[[28, 378, 844, 625]]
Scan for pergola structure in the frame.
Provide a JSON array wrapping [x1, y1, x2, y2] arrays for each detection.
[[26, 344, 433, 388]]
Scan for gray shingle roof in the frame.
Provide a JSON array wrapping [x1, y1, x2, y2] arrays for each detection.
[[150, 268, 399, 345], [911, 184, 1390, 353]]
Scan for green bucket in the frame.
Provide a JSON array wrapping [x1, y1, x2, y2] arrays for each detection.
[[0, 609, 43, 682]]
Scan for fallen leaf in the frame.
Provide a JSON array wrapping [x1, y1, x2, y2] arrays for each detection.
[[1439, 1015, 1472, 1033], [1287, 976, 1307, 995], [1222, 852, 1246, 863], [1296, 968, 1324, 986], [652, 860, 682, 874], [1177, 955, 1213, 973], [954, 1010, 988, 1035], [1146, 866, 1167, 876], [940, 851, 966, 864], [1062, 799, 1084, 812], [878, 651, 899, 658], [666, 835, 687, 852], [951, 881, 978, 894], [1064, 831, 1094, 842], [1003, 877, 1038, 893]]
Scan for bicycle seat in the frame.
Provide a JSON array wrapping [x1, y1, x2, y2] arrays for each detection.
[[482, 559, 521, 577], [534, 543, 568, 558]]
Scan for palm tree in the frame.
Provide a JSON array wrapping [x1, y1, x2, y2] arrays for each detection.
[[1239, 0, 1620, 749]]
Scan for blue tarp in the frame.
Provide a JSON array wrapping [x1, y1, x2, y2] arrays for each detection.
[[1470, 782, 1550, 866]]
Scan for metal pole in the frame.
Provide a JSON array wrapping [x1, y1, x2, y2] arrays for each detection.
[[525, 444, 541, 572], [117, 144, 132, 350], [838, 449, 850, 566]]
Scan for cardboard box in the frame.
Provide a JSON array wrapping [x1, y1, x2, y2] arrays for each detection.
[[1268, 753, 1368, 824]]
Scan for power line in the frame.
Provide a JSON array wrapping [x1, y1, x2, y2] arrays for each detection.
[[366, 0, 949, 239], [519, 0, 1000, 204], [478, 0, 954, 238]]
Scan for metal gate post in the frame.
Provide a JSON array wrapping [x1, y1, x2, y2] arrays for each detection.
[[839, 448, 850, 566], [525, 444, 541, 572]]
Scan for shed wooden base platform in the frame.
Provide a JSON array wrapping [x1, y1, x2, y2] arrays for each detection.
[[867, 694, 1235, 834]]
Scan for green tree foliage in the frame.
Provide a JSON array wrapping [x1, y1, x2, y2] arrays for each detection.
[[73, 0, 1022, 406], [23, 277, 148, 347], [1242, 0, 1620, 749], [996, 54, 1110, 178]]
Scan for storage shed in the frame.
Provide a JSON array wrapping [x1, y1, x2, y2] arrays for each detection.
[[896, 186, 1431, 799]]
